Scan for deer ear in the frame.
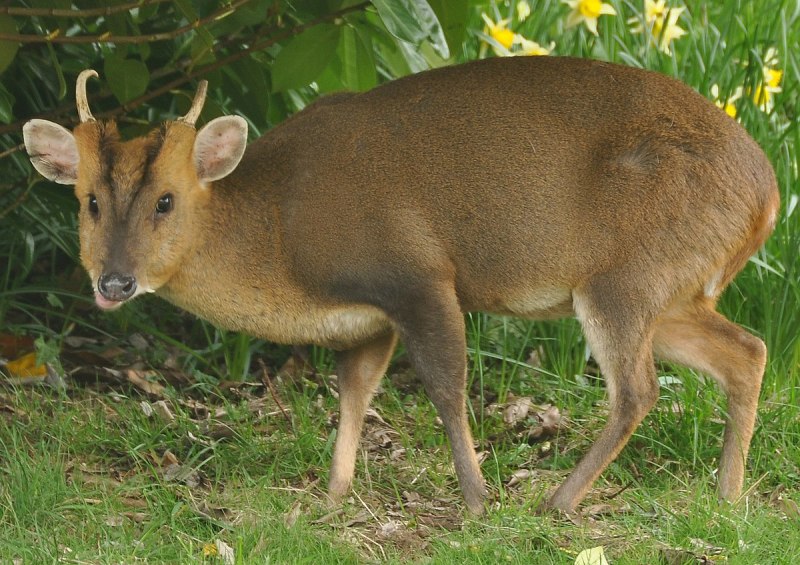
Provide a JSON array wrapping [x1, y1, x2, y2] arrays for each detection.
[[22, 119, 80, 185], [193, 116, 248, 183]]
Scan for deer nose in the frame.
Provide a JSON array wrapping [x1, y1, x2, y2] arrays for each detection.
[[97, 273, 137, 301]]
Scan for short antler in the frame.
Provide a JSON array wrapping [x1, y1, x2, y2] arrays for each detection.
[[76, 69, 99, 123], [179, 80, 208, 127]]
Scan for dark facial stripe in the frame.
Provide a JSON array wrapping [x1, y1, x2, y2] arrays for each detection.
[[96, 124, 168, 219], [141, 124, 167, 187], [99, 123, 119, 193]]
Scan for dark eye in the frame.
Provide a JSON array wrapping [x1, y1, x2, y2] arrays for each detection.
[[155, 193, 173, 216], [88, 194, 99, 217]]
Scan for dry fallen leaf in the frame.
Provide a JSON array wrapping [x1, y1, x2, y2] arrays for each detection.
[[574, 545, 609, 565], [507, 468, 532, 487], [504, 396, 532, 425], [161, 450, 180, 467], [105, 515, 124, 527], [214, 540, 236, 565], [162, 464, 204, 488], [153, 400, 175, 423], [768, 485, 800, 519], [284, 500, 302, 528], [378, 520, 403, 538], [123, 512, 148, 523], [120, 496, 148, 509], [128, 333, 149, 351], [527, 347, 544, 367], [140, 401, 154, 418], [0, 334, 34, 358], [125, 369, 166, 397], [528, 404, 562, 440], [582, 503, 614, 518]]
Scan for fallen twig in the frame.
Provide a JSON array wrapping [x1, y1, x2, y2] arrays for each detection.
[[259, 359, 291, 427]]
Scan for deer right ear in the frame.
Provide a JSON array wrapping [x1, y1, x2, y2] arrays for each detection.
[[193, 116, 248, 184], [22, 119, 80, 185]]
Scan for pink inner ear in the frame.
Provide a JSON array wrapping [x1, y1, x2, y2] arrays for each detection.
[[194, 117, 247, 183], [42, 136, 79, 171], [23, 120, 79, 184]]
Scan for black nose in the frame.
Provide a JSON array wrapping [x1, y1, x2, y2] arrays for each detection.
[[97, 273, 137, 301]]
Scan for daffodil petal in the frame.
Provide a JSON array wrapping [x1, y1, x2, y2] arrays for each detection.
[[565, 11, 584, 28], [599, 3, 617, 15]]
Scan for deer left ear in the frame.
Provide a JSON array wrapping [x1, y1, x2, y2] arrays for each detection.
[[193, 116, 248, 184], [22, 119, 80, 185]]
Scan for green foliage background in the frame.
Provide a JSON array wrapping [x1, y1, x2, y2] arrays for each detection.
[[0, 2, 799, 561], [0, 0, 797, 385]]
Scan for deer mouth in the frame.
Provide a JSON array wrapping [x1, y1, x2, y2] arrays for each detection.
[[95, 292, 126, 310]]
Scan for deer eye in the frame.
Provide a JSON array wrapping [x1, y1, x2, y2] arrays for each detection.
[[155, 193, 173, 216], [88, 194, 99, 217]]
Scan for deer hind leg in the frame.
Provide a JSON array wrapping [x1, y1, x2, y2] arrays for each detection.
[[328, 331, 398, 503], [547, 281, 661, 512], [653, 301, 766, 501], [393, 285, 487, 515]]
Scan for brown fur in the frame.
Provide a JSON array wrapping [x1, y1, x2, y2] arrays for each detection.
[[25, 57, 779, 514]]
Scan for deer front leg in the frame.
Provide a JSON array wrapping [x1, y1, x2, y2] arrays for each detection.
[[328, 331, 398, 503]]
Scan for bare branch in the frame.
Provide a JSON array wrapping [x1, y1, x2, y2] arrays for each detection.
[[0, 1, 370, 136], [0, 0, 252, 44], [0, 0, 170, 18]]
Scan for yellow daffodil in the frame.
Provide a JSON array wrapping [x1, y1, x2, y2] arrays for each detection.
[[751, 49, 782, 112], [480, 12, 555, 58], [628, 0, 666, 29], [644, 0, 667, 22], [487, 34, 555, 57], [517, 1, 532, 21], [481, 13, 515, 52], [562, 0, 617, 36], [629, 0, 686, 55], [516, 37, 555, 56], [710, 84, 741, 119]]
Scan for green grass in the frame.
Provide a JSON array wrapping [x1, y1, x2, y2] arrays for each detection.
[[2, 0, 800, 562], [1, 356, 798, 562]]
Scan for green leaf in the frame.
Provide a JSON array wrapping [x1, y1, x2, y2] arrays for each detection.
[[229, 57, 269, 123], [338, 26, 377, 92], [409, 0, 449, 58], [104, 58, 150, 104], [371, 0, 448, 58], [316, 63, 346, 94], [46, 43, 67, 100], [0, 82, 15, 123], [174, 0, 214, 51], [371, 0, 426, 45], [271, 23, 341, 92], [427, 0, 468, 55], [0, 15, 19, 74]]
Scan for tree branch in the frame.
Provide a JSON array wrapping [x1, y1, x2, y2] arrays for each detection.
[[0, 0, 252, 44], [0, 0, 171, 18], [0, 0, 370, 136]]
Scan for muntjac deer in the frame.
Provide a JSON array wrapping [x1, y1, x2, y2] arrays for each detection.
[[23, 57, 779, 514]]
